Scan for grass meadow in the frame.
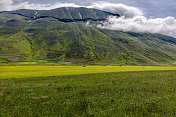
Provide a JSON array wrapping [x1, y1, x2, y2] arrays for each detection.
[[0, 66, 176, 116]]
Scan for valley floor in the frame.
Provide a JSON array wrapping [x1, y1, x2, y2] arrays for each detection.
[[0, 66, 176, 116]]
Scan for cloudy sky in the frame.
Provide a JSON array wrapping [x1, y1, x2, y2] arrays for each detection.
[[1, 0, 176, 37], [10, 0, 176, 18]]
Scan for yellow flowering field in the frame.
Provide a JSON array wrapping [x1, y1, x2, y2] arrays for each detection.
[[1, 66, 176, 79]]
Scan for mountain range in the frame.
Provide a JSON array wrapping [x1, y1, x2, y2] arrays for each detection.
[[0, 7, 176, 65]]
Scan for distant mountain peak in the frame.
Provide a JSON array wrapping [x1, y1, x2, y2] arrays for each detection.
[[1, 7, 120, 22]]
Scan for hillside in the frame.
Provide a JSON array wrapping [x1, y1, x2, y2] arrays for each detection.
[[0, 7, 176, 65]]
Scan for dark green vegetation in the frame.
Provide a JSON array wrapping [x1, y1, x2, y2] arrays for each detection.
[[1, 70, 176, 116], [1, 7, 176, 65]]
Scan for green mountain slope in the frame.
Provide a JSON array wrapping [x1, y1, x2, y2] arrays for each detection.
[[0, 8, 176, 65]]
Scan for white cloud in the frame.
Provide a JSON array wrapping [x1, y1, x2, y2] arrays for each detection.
[[89, 2, 176, 37], [98, 16, 176, 37], [87, 2, 143, 18], [0, 0, 82, 11], [95, 5, 176, 37], [13, 2, 82, 10], [0, 0, 13, 11]]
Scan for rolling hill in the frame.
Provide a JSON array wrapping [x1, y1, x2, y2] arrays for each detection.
[[0, 7, 176, 65]]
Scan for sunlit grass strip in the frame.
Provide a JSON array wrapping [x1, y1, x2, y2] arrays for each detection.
[[1, 66, 176, 79]]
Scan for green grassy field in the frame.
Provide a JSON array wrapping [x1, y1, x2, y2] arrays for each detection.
[[1, 66, 176, 116]]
